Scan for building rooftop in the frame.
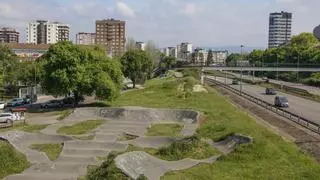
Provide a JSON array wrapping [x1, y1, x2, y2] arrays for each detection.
[[4, 43, 50, 50]]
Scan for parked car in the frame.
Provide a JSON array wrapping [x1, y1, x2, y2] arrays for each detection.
[[23, 94, 38, 104], [0, 113, 14, 125], [41, 100, 64, 108], [232, 79, 239, 85], [275, 96, 289, 108], [0, 101, 5, 109], [265, 88, 277, 95], [62, 95, 85, 105], [6, 98, 25, 107]]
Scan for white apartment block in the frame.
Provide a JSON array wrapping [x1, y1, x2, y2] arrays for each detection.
[[76, 32, 96, 45], [178, 42, 192, 61], [165, 47, 177, 58], [194, 48, 208, 65], [136, 42, 146, 51], [26, 20, 70, 44], [212, 50, 228, 65], [268, 11, 292, 48]]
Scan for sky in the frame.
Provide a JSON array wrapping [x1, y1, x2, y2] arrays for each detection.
[[0, 0, 319, 49]]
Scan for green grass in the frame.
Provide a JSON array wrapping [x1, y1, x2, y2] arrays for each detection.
[[57, 120, 104, 135], [111, 76, 320, 179], [0, 123, 48, 133], [29, 143, 63, 161], [146, 124, 183, 137], [56, 109, 73, 121], [0, 141, 30, 179]]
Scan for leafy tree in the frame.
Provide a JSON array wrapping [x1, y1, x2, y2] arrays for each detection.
[[0, 44, 20, 87], [41, 42, 122, 105], [290, 32, 319, 48], [161, 56, 177, 70], [120, 49, 153, 88], [206, 49, 214, 66]]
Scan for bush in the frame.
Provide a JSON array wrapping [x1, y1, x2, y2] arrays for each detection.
[[156, 136, 218, 161], [86, 152, 128, 180], [179, 69, 200, 79]]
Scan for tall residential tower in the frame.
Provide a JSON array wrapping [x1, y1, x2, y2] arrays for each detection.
[[26, 20, 70, 44], [0, 27, 19, 43], [95, 19, 125, 57], [268, 11, 292, 48]]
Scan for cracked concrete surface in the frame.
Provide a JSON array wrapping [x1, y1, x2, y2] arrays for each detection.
[[2, 107, 204, 180], [2, 107, 252, 180]]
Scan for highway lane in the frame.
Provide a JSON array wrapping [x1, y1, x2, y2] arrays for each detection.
[[207, 76, 320, 124], [225, 72, 320, 96]]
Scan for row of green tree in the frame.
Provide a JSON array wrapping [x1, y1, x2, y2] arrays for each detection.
[[0, 39, 178, 101], [226, 33, 320, 86]]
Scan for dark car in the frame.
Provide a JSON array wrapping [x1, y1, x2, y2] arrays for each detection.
[[232, 79, 239, 85], [41, 100, 64, 108], [62, 95, 85, 105], [6, 98, 25, 107], [265, 88, 277, 95], [275, 96, 289, 108]]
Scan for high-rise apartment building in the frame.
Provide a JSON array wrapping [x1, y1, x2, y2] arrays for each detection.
[[76, 32, 96, 45], [268, 11, 292, 48], [177, 42, 192, 61], [95, 19, 125, 57], [136, 42, 146, 51], [0, 27, 19, 43], [26, 20, 70, 44]]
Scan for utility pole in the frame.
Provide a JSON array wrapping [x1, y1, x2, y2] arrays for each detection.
[[276, 54, 279, 81], [297, 53, 300, 83], [240, 45, 244, 95]]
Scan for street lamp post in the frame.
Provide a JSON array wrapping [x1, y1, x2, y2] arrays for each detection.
[[276, 54, 279, 81], [240, 45, 244, 95], [297, 54, 300, 83]]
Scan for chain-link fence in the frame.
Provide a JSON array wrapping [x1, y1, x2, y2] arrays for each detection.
[[19, 86, 44, 98]]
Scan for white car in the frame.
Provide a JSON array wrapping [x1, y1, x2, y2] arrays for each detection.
[[0, 101, 5, 109], [0, 113, 14, 124]]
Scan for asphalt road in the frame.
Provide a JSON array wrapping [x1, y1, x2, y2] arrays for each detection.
[[208, 76, 320, 124], [225, 72, 320, 96]]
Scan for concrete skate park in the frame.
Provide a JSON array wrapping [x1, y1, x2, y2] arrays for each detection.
[[1, 107, 252, 180]]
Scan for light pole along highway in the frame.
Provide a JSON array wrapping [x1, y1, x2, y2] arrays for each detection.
[[240, 45, 244, 95]]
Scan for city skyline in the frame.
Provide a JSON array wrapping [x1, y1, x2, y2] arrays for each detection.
[[0, 0, 319, 48]]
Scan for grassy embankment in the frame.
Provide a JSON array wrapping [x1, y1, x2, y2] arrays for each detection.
[[57, 120, 104, 135], [0, 141, 30, 179], [29, 143, 63, 161], [109, 73, 320, 179]]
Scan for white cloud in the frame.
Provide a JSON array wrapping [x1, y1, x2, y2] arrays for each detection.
[[116, 1, 135, 18], [180, 3, 198, 16]]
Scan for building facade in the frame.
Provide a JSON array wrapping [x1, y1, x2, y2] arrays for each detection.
[[26, 20, 70, 44], [194, 48, 208, 65], [178, 42, 193, 61], [0, 27, 19, 43], [5, 43, 50, 61], [76, 32, 96, 45], [136, 42, 146, 51], [95, 19, 126, 57], [164, 47, 177, 58], [268, 11, 292, 48], [212, 50, 228, 65]]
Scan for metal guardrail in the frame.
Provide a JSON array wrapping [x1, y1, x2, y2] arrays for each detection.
[[205, 77, 320, 134]]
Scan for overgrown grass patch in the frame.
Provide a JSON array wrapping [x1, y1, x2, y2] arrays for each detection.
[[0, 141, 30, 179], [56, 109, 73, 121], [146, 124, 183, 137], [29, 143, 63, 161], [155, 136, 218, 161], [73, 135, 95, 140], [57, 120, 104, 135], [111, 76, 320, 179], [0, 123, 48, 133]]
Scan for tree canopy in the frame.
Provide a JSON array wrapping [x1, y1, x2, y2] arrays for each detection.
[[206, 49, 214, 66], [120, 49, 153, 88], [41, 41, 123, 102]]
